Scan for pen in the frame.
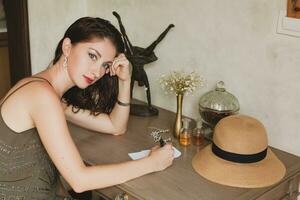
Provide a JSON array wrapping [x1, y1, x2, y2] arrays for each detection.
[[159, 138, 166, 147]]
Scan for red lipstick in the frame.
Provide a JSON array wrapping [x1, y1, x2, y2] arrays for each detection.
[[83, 75, 94, 84]]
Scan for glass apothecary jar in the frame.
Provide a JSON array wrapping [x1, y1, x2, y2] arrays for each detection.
[[198, 81, 240, 132]]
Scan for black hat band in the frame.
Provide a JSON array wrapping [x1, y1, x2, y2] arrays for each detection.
[[212, 143, 267, 164]]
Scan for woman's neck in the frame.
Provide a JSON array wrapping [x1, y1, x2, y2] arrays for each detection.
[[35, 59, 75, 98]]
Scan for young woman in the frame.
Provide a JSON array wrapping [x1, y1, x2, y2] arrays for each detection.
[[0, 17, 174, 199]]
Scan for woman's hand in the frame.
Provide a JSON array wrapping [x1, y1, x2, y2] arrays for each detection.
[[148, 144, 174, 172], [110, 53, 131, 82]]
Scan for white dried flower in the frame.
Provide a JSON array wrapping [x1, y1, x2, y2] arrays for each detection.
[[159, 70, 205, 96]]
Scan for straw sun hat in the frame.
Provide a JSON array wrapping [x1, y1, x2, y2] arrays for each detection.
[[192, 115, 286, 188]]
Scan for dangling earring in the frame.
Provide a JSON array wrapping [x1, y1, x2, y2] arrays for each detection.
[[63, 56, 68, 68]]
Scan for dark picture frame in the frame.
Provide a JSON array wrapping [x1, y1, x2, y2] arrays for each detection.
[[3, 0, 31, 85], [0, 0, 6, 31], [0, 0, 7, 47]]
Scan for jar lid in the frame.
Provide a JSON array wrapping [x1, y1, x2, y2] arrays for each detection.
[[199, 81, 240, 112]]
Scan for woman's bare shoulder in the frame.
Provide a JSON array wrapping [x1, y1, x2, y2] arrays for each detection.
[[1, 78, 62, 118], [0, 77, 59, 133], [21, 78, 59, 105], [4, 77, 56, 101], [15, 78, 61, 115]]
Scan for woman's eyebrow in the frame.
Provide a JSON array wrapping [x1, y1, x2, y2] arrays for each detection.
[[89, 48, 114, 63], [89, 47, 101, 57]]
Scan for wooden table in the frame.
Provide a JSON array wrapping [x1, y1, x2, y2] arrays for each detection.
[[69, 105, 300, 200]]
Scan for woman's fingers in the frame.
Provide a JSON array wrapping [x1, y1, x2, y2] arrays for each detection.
[[110, 57, 128, 76], [109, 54, 130, 82], [149, 143, 174, 171], [151, 145, 160, 151]]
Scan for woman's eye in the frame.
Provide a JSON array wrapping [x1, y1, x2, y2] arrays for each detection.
[[88, 53, 97, 61]]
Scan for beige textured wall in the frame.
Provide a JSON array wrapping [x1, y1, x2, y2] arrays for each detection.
[[0, 47, 10, 98], [87, 0, 300, 157], [27, 0, 300, 158], [27, 0, 87, 74]]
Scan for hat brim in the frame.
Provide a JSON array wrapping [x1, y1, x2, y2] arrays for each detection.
[[192, 144, 286, 188]]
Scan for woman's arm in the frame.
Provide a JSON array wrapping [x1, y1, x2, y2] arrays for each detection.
[[29, 83, 173, 193], [64, 79, 130, 135]]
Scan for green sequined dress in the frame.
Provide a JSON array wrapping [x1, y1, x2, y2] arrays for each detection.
[[0, 78, 75, 200]]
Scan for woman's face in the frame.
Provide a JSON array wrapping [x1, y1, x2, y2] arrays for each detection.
[[66, 37, 117, 88]]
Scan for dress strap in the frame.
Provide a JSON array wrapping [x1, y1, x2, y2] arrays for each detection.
[[0, 76, 52, 106], [31, 76, 53, 87]]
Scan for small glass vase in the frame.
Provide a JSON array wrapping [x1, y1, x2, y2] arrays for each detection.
[[173, 93, 183, 139]]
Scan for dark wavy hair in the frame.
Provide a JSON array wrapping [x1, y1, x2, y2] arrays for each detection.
[[53, 17, 124, 115]]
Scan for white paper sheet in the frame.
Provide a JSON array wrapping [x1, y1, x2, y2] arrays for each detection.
[[128, 147, 181, 160]]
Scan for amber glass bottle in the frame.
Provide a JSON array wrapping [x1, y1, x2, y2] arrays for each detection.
[[192, 120, 204, 146], [179, 118, 192, 146]]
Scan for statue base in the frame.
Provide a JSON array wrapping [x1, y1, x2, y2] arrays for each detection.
[[130, 104, 159, 117]]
